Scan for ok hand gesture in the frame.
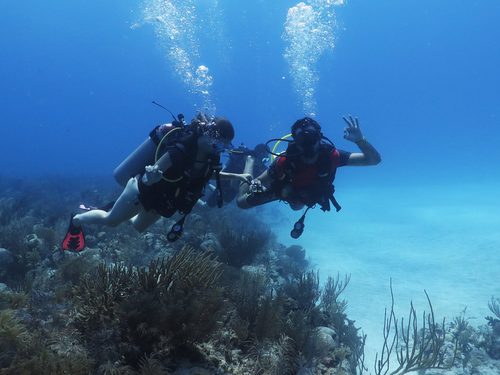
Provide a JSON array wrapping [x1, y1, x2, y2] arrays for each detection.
[[343, 115, 365, 143]]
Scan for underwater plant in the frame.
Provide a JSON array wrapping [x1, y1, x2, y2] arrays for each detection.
[[254, 291, 286, 341], [483, 296, 500, 360], [370, 282, 458, 375], [218, 225, 271, 268], [284, 270, 320, 313], [0, 290, 28, 310], [73, 262, 134, 331], [248, 335, 298, 375], [320, 273, 350, 318], [71, 245, 225, 369], [487, 296, 500, 323], [0, 309, 31, 368], [207, 207, 272, 268], [449, 308, 480, 368], [136, 354, 170, 375]]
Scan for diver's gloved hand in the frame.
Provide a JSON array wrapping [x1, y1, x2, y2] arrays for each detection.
[[249, 179, 265, 193], [343, 115, 365, 143], [142, 165, 163, 186]]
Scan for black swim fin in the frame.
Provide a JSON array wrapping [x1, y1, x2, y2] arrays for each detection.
[[61, 214, 85, 252]]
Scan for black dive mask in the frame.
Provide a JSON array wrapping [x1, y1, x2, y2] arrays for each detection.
[[294, 126, 321, 158]]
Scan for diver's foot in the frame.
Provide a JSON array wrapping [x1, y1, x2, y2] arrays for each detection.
[[61, 214, 86, 252]]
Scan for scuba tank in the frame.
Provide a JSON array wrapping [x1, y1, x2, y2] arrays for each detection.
[[113, 103, 185, 186], [113, 122, 184, 186]]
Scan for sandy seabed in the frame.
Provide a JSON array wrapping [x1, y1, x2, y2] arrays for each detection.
[[271, 182, 500, 367]]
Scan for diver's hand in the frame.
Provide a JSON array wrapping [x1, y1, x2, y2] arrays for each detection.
[[240, 173, 253, 184], [142, 165, 163, 186], [249, 179, 265, 193], [343, 115, 365, 143]]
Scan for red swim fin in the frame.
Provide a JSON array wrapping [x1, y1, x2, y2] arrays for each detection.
[[61, 215, 85, 252]]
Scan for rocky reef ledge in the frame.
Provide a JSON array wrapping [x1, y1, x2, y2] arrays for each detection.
[[0, 177, 498, 374]]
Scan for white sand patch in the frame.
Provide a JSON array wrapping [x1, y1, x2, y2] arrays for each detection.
[[271, 182, 500, 367]]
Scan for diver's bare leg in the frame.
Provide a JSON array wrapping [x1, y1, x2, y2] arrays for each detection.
[[237, 156, 255, 208], [73, 177, 141, 227], [130, 209, 161, 232], [243, 155, 255, 175]]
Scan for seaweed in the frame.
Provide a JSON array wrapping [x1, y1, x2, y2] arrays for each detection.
[[0, 290, 28, 310], [318, 273, 364, 371], [450, 308, 479, 368], [284, 270, 320, 313], [0, 310, 31, 368], [7, 177, 488, 374], [487, 296, 500, 323], [371, 281, 458, 375], [70, 246, 224, 369], [483, 296, 500, 360], [208, 207, 272, 268], [249, 335, 298, 375], [230, 270, 267, 328], [218, 225, 271, 268], [254, 291, 286, 341], [73, 262, 134, 332], [136, 354, 170, 375]]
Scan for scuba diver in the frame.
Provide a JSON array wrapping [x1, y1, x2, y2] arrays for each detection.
[[62, 114, 250, 252], [236, 115, 381, 239], [205, 143, 269, 207]]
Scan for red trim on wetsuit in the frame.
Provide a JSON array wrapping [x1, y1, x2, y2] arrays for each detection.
[[273, 149, 350, 188]]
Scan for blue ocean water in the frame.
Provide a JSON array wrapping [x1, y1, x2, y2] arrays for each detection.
[[1, 0, 499, 363]]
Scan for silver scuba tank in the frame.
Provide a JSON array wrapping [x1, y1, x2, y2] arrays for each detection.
[[113, 123, 176, 186]]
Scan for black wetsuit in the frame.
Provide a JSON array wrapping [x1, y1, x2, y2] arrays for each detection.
[[206, 147, 267, 207], [138, 133, 217, 217]]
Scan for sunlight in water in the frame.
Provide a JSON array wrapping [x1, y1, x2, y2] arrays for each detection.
[[142, 0, 216, 114], [283, 0, 344, 116]]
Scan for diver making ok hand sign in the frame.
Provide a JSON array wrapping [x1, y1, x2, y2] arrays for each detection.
[[237, 115, 381, 238]]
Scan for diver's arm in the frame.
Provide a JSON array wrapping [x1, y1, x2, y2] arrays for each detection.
[[219, 171, 252, 183], [346, 139, 381, 166], [342, 115, 381, 166], [255, 170, 273, 189], [141, 152, 174, 185]]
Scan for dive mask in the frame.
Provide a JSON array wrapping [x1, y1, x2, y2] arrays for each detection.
[[294, 126, 321, 157]]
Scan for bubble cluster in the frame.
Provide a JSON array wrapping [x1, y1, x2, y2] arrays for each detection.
[[143, 0, 215, 114], [283, 0, 344, 116]]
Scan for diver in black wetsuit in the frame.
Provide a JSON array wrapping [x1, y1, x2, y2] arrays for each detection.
[[205, 143, 269, 207], [62, 116, 251, 251], [236, 116, 381, 238]]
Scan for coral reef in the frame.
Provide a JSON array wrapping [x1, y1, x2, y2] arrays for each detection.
[[0, 176, 499, 374]]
